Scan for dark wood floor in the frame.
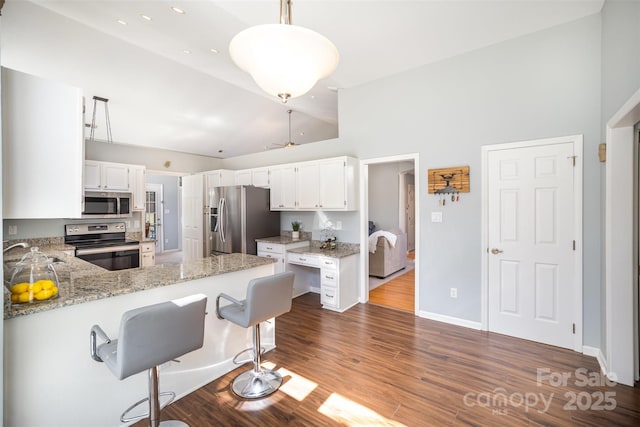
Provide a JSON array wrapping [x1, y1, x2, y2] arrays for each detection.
[[135, 293, 640, 426]]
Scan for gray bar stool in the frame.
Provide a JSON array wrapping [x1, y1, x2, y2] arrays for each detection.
[[90, 293, 208, 427], [216, 272, 294, 399]]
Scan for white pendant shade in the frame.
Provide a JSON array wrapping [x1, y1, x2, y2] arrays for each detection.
[[230, 24, 339, 101]]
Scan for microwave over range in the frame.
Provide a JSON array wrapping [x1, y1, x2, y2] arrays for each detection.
[[82, 191, 132, 218]]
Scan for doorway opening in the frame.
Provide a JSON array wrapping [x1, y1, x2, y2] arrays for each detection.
[[145, 172, 184, 264], [359, 154, 420, 314], [145, 183, 163, 253]]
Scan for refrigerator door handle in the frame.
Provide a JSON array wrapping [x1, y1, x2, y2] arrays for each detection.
[[213, 197, 222, 233], [220, 197, 226, 243]]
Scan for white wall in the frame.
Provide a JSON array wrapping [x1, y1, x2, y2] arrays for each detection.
[[340, 15, 602, 341], [601, 0, 640, 131], [86, 141, 221, 173]]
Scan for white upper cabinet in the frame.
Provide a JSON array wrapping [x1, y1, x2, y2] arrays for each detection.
[[270, 164, 297, 210], [84, 160, 130, 192], [251, 167, 270, 188], [235, 169, 252, 186], [318, 157, 356, 209], [2, 67, 84, 219], [296, 162, 320, 209], [235, 167, 270, 188], [129, 165, 146, 211], [270, 156, 358, 211], [206, 169, 235, 188]]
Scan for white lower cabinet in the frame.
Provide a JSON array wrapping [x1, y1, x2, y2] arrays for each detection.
[[140, 242, 155, 267], [287, 251, 358, 312]]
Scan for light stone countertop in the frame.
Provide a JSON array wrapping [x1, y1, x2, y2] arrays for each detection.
[[4, 250, 275, 320], [255, 236, 311, 244], [287, 246, 359, 258]]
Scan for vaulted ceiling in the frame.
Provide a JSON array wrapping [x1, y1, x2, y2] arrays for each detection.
[[2, 0, 604, 158]]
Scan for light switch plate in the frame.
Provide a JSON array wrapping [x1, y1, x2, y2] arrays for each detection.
[[431, 212, 443, 223], [8, 225, 17, 235]]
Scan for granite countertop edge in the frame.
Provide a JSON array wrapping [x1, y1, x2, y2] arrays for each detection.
[[4, 251, 275, 320], [286, 247, 360, 258]]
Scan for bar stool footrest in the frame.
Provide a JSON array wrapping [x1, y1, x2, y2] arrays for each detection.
[[120, 391, 176, 423], [232, 346, 266, 365]]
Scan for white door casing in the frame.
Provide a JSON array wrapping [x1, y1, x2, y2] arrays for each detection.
[[407, 183, 416, 252], [481, 135, 583, 352], [181, 174, 204, 262]]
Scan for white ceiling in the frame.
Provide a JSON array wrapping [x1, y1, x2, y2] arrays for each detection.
[[2, 0, 604, 158]]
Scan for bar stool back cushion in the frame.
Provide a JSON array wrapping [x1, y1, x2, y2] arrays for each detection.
[[97, 294, 207, 380], [219, 272, 294, 328]]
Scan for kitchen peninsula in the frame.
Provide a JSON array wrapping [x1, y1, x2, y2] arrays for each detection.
[[3, 250, 276, 427]]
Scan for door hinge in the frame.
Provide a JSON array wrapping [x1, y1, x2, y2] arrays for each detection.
[[572, 323, 576, 334], [567, 155, 577, 166], [573, 240, 576, 250]]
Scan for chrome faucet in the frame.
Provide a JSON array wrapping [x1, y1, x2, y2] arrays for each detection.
[[3, 242, 29, 253]]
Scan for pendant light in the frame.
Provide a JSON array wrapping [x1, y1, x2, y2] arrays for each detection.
[[229, 0, 339, 103]]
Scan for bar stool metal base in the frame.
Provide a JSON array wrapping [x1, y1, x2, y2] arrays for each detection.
[[231, 369, 283, 399], [158, 422, 188, 427]]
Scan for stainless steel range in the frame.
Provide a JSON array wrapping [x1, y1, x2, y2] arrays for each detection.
[[65, 222, 140, 271]]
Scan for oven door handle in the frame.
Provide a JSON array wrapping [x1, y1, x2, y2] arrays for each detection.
[[76, 245, 140, 256]]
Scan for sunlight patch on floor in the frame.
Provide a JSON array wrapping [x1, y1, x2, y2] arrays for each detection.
[[259, 361, 318, 402], [318, 392, 407, 426]]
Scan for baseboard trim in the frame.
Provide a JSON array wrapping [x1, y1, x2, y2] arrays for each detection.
[[419, 310, 482, 330], [582, 345, 608, 376]]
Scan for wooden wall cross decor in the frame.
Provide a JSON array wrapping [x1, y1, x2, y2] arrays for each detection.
[[427, 166, 470, 194]]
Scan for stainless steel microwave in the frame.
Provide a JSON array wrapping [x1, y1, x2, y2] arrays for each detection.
[[82, 191, 132, 218]]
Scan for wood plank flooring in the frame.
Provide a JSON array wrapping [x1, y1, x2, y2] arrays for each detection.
[[134, 293, 640, 426], [369, 268, 415, 312]]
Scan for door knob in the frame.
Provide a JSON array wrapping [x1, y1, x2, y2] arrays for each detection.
[[491, 248, 503, 254]]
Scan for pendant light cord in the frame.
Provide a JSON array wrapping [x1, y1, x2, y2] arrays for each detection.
[[89, 96, 113, 143]]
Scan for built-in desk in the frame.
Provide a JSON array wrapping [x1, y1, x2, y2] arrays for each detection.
[[286, 246, 359, 312]]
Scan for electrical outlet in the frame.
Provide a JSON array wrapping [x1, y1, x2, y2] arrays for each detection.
[[134, 220, 140, 228], [432, 212, 443, 223], [336, 221, 342, 230], [8, 225, 17, 235], [450, 288, 458, 298], [165, 239, 169, 244]]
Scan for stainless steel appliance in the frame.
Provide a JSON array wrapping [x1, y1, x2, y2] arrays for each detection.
[[65, 222, 140, 271], [205, 186, 280, 256], [83, 191, 132, 218]]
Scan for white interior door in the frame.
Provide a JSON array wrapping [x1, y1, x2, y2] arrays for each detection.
[[181, 175, 203, 262], [487, 141, 577, 349], [145, 183, 164, 253]]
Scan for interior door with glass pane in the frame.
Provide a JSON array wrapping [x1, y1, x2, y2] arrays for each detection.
[[145, 183, 164, 253]]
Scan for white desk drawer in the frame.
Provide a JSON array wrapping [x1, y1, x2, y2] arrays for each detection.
[[321, 285, 338, 307], [258, 251, 282, 260], [257, 242, 284, 255], [319, 257, 337, 270], [287, 253, 319, 267], [321, 270, 337, 285]]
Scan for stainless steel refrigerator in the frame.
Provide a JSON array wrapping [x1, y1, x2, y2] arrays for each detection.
[[205, 186, 281, 256]]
